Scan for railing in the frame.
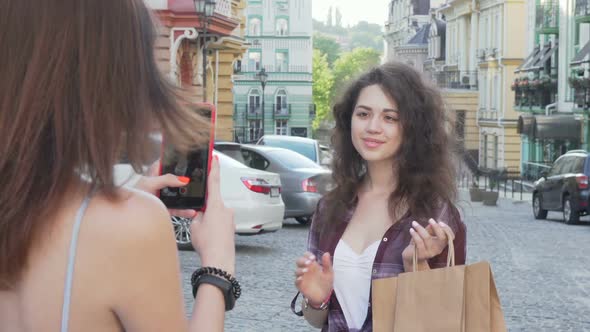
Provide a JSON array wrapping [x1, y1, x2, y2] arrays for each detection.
[[522, 161, 552, 181], [214, 0, 232, 17], [238, 64, 310, 73], [457, 167, 528, 200], [575, 0, 590, 17], [536, 3, 559, 33], [432, 70, 478, 90], [273, 103, 291, 118], [513, 76, 558, 109]]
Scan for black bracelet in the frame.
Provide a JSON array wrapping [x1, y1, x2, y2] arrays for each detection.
[[191, 267, 241, 311]]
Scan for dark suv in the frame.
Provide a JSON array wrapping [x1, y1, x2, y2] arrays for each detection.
[[532, 150, 590, 224]]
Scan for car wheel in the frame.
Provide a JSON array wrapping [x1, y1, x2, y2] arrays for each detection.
[[172, 216, 194, 250], [532, 193, 548, 220], [295, 216, 312, 225], [563, 196, 580, 225]]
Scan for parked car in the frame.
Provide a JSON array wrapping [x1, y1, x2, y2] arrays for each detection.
[[256, 135, 332, 167], [239, 144, 332, 224], [214, 141, 247, 164], [171, 150, 285, 249], [532, 150, 590, 224]]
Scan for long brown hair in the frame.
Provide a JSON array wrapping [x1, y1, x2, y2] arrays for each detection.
[[322, 62, 457, 230], [0, 0, 208, 289]]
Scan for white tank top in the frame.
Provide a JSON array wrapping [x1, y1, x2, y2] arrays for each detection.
[[333, 239, 380, 330]]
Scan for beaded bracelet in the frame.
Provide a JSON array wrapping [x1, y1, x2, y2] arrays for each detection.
[[191, 266, 242, 300]]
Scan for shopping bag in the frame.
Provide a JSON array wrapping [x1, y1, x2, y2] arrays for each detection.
[[372, 227, 506, 332]]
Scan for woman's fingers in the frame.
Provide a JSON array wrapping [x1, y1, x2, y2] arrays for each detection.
[[168, 209, 198, 219], [295, 256, 315, 268], [411, 221, 431, 240], [428, 218, 447, 240], [409, 228, 426, 253]]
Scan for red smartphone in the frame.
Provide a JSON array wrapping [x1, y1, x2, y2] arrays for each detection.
[[158, 103, 216, 211]]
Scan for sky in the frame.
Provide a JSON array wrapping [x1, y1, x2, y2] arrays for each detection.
[[312, 0, 390, 27]]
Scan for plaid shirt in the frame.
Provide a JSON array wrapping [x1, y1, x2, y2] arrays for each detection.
[[306, 198, 467, 332]]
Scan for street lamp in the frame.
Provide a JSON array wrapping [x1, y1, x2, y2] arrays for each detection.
[[194, 0, 217, 102], [256, 68, 268, 139]]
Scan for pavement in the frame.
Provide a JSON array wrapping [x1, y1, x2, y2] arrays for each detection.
[[178, 190, 590, 331]]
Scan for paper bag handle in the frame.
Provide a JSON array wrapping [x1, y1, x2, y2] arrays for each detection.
[[412, 225, 455, 272]]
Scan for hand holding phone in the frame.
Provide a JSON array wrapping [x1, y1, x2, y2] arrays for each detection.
[[158, 104, 215, 210]]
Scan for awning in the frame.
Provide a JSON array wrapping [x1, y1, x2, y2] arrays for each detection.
[[516, 46, 541, 73], [535, 115, 581, 140], [517, 114, 536, 137], [571, 41, 590, 65], [530, 43, 558, 70]]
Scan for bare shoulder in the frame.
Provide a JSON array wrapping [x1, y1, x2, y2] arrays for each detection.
[[85, 188, 175, 252]]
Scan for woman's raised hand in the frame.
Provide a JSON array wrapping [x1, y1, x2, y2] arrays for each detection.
[[294, 252, 334, 307]]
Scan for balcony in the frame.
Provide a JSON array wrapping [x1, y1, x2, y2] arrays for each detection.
[[273, 104, 291, 119], [432, 71, 478, 90], [214, 0, 232, 18], [512, 76, 558, 111], [536, 2, 559, 34], [233, 65, 312, 82], [568, 72, 590, 109], [575, 0, 590, 20]]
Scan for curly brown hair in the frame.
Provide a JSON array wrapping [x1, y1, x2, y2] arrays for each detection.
[[322, 62, 458, 230]]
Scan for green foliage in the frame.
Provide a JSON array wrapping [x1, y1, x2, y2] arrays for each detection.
[[313, 33, 341, 67], [331, 47, 381, 97], [312, 50, 334, 130]]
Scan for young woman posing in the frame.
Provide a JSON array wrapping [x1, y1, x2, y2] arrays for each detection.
[[294, 62, 467, 331]]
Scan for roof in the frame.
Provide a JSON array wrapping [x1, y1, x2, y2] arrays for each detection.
[[406, 24, 431, 45], [259, 135, 316, 143]]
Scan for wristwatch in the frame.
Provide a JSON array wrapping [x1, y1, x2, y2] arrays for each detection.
[[193, 274, 237, 311]]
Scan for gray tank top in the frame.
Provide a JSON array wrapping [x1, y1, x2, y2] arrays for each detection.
[[60, 195, 92, 332]]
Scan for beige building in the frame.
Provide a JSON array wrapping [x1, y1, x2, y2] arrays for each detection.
[[145, 0, 247, 140], [424, 8, 480, 173], [475, 0, 526, 174]]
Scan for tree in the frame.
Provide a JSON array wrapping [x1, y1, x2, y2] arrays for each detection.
[[335, 7, 342, 28], [312, 50, 334, 130], [331, 48, 381, 97], [313, 33, 341, 67]]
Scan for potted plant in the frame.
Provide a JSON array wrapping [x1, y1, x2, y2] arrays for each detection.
[[482, 179, 500, 206], [469, 180, 484, 202], [569, 76, 583, 90]]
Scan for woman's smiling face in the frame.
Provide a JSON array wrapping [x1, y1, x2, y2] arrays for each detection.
[[351, 84, 402, 164]]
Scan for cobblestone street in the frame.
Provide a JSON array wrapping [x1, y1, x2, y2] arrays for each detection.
[[179, 191, 590, 331]]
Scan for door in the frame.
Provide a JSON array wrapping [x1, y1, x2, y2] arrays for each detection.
[[543, 157, 568, 209]]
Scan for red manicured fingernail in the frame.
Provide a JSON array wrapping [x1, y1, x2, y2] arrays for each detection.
[[178, 176, 190, 184]]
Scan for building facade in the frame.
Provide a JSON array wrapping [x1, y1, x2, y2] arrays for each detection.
[[145, 0, 247, 141], [475, 0, 526, 174], [384, 0, 434, 61], [232, 0, 314, 143], [425, 6, 480, 176], [515, 0, 590, 180]]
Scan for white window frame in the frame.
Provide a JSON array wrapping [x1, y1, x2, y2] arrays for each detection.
[[276, 18, 288, 36], [249, 18, 261, 36], [249, 119, 262, 141], [275, 119, 288, 135]]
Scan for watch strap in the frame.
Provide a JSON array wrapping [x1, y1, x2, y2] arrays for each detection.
[[193, 274, 236, 311]]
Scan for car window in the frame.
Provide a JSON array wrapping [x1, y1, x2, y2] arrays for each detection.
[[550, 157, 569, 176], [268, 149, 321, 169], [572, 156, 586, 174], [215, 150, 248, 168], [241, 150, 269, 170], [260, 138, 317, 162], [549, 158, 563, 176], [215, 146, 246, 164]]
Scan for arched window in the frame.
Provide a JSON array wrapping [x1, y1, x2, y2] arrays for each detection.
[[249, 17, 261, 36], [248, 89, 261, 115], [275, 89, 287, 115], [276, 18, 288, 36]]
